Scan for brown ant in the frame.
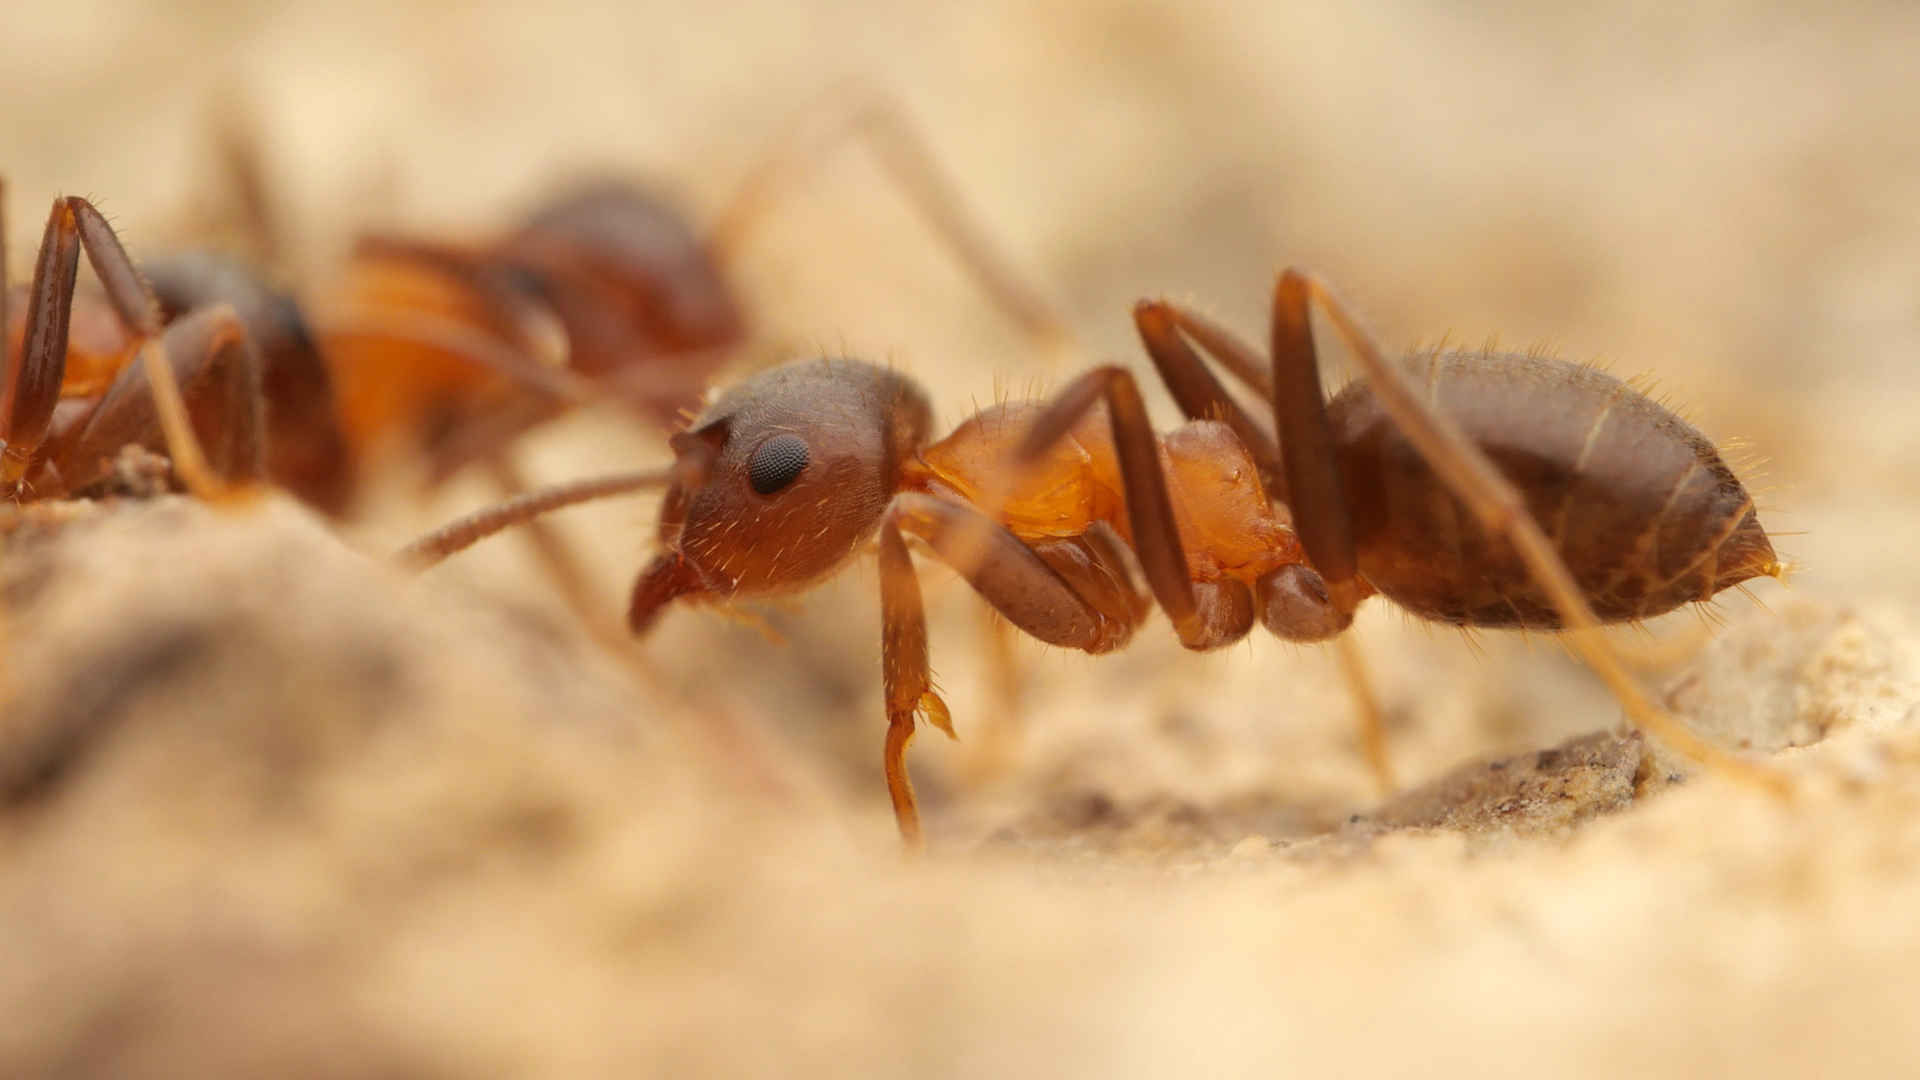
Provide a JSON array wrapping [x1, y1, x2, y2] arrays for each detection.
[[2, 183, 266, 503], [308, 83, 1072, 513], [400, 268, 1785, 847], [140, 250, 352, 512], [151, 86, 1071, 648]]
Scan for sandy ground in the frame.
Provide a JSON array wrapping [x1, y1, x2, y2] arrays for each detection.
[[5, 1, 1920, 1076]]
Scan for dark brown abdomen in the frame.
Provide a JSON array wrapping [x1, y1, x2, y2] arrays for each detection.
[[1329, 351, 1776, 628], [498, 186, 743, 426]]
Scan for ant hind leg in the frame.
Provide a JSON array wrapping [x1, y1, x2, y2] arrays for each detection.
[[877, 520, 939, 851], [880, 492, 1158, 845], [1334, 635, 1395, 797]]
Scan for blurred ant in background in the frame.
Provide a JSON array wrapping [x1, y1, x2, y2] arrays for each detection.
[[401, 268, 1785, 847], [164, 83, 1070, 512], [158, 84, 1074, 641], [2, 183, 268, 504]]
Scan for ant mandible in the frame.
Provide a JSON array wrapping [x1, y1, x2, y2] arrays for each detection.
[[2, 182, 266, 503], [400, 267, 1784, 848]]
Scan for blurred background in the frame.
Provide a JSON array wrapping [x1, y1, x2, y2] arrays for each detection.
[[6, 1, 1920, 1075]]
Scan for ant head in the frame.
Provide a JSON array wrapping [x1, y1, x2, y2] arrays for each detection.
[[656, 358, 932, 600]]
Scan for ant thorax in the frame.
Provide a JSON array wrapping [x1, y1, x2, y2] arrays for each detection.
[[915, 401, 1300, 588]]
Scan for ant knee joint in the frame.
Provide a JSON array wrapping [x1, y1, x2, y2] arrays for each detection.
[[1258, 564, 1353, 643]]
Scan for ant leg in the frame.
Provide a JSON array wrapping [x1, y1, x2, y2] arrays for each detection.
[[1284, 267, 1787, 793], [174, 94, 285, 269], [217, 106, 280, 266], [396, 468, 675, 569], [323, 310, 592, 404], [321, 305, 597, 487], [0, 181, 9, 714], [1133, 299, 1284, 500], [1141, 298, 1404, 573], [706, 79, 1076, 358], [1002, 365, 1256, 651], [49, 305, 266, 495], [878, 520, 937, 849], [3, 199, 93, 488], [335, 238, 732, 435], [961, 611, 1025, 789], [145, 252, 354, 515], [880, 493, 1152, 844], [208, 94, 285, 268], [480, 452, 605, 610], [2, 197, 227, 498], [1141, 293, 1390, 792]]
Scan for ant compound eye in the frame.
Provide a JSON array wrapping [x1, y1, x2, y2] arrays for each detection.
[[748, 434, 809, 495]]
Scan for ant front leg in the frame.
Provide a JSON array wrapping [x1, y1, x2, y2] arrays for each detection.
[[877, 520, 941, 850], [1279, 268, 1787, 793], [890, 494, 1146, 655], [878, 493, 1148, 846], [1, 197, 224, 498], [47, 305, 266, 495]]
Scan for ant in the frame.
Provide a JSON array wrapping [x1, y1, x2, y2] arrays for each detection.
[[140, 249, 352, 513], [2, 183, 266, 504], [155, 86, 1073, 644], [308, 83, 1073, 514], [399, 267, 1785, 848]]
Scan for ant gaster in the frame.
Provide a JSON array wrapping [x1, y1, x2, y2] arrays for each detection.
[[403, 268, 1784, 847]]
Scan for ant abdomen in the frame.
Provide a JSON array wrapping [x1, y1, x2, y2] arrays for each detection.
[[496, 185, 744, 384], [1330, 350, 1778, 628]]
